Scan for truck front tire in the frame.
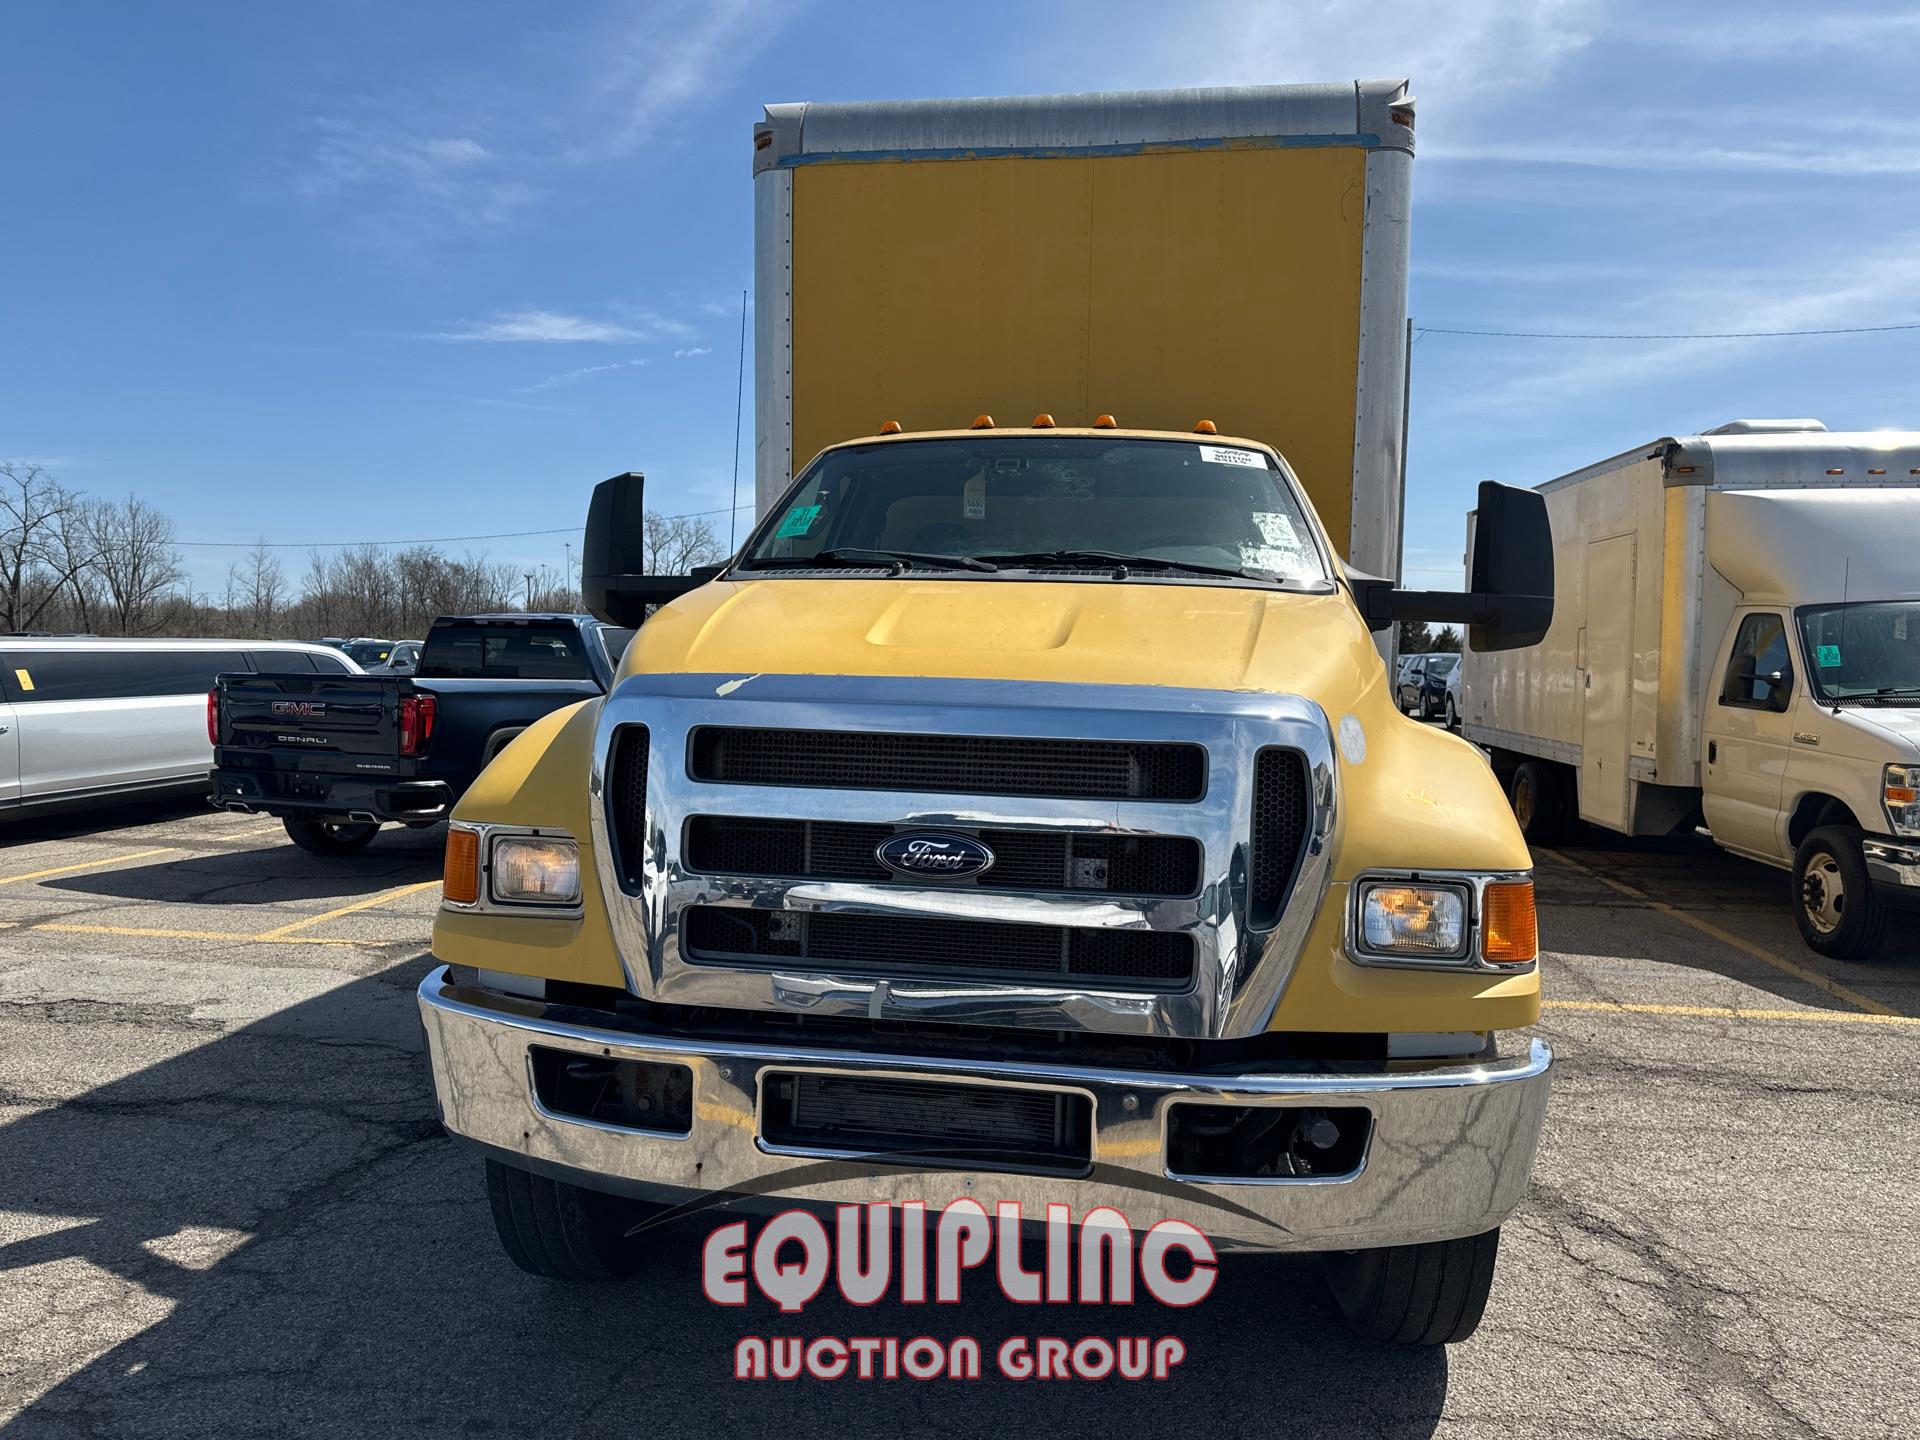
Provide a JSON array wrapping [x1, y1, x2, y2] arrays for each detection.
[[1320, 1227, 1501, 1345], [484, 1160, 657, 1281], [1792, 825, 1888, 960], [282, 817, 381, 855]]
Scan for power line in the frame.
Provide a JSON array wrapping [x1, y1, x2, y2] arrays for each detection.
[[1413, 320, 1920, 341], [173, 501, 756, 549]]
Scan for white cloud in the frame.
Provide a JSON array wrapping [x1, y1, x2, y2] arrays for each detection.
[[521, 358, 650, 391], [429, 310, 661, 343], [297, 117, 541, 251], [673, 346, 713, 358], [1636, 11, 1920, 59], [1429, 135, 1920, 178], [580, 0, 789, 158]]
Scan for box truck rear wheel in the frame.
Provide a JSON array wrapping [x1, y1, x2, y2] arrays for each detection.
[[1508, 761, 1570, 845], [484, 1159, 660, 1280], [282, 817, 380, 855], [1793, 826, 1888, 960], [1320, 1227, 1501, 1345]]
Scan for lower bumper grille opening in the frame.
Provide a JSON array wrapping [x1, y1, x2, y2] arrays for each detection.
[[762, 1071, 1093, 1176], [529, 1046, 692, 1136], [682, 905, 1195, 990], [1166, 1102, 1371, 1180]]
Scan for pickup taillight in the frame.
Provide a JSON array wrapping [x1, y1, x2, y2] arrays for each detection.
[[207, 690, 219, 746], [399, 693, 437, 757]]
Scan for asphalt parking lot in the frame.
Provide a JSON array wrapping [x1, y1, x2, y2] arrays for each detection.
[[2, 794, 1917, 1439]]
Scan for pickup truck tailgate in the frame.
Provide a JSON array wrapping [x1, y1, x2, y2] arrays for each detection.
[[215, 673, 409, 772]]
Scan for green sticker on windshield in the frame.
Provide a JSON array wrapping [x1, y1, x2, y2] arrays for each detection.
[[1818, 644, 1842, 667], [774, 503, 821, 539]]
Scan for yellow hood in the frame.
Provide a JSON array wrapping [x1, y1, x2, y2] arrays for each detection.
[[629, 577, 1385, 706]]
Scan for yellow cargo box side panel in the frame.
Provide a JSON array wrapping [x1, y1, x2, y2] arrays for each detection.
[[790, 146, 1367, 552]]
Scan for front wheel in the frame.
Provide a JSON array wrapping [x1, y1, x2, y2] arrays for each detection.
[[282, 817, 380, 856], [485, 1160, 660, 1280], [1320, 1228, 1501, 1345], [1792, 825, 1888, 960], [1445, 697, 1460, 731], [1509, 760, 1570, 845]]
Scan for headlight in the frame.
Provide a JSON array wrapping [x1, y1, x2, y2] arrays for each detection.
[[1356, 881, 1469, 958], [491, 835, 581, 905], [1885, 764, 1920, 836]]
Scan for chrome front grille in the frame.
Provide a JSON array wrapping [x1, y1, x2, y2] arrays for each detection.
[[587, 673, 1336, 1041]]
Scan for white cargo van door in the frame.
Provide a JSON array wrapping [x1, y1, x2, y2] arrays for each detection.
[[1579, 535, 1636, 829], [1703, 611, 1796, 861]]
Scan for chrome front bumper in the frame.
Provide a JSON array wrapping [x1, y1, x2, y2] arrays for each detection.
[[419, 967, 1552, 1253], [1864, 837, 1920, 892]]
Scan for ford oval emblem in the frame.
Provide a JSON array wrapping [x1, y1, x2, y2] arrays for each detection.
[[875, 832, 995, 881]]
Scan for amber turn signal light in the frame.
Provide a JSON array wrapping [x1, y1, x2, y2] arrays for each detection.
[[1031, 413, 1056, 428], [970, 413, 995, 429], [1091, 413, 1117, 429], [443, 827, 480, 905], [1193, 419, 1218, 434], [877, 419, 902, 435], [1481, 881, 1538, 965]]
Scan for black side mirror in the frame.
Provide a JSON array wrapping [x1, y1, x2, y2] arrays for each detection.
[[1766, 670, 1794, 712], [582, 471, 708, 627], [1723, 654, 1757, 704], [1347, 482, 1555, 652]]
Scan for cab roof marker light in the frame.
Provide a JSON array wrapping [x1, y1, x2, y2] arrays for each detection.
[[1869, 468, 1887, 475], [877, 419, 902, 435], [1092, 414, 1118, 429], [1193, 419, 1218, 434], [1827, 468, 1846, 475], [1031, 413, 1056, 428], [970, 414, 994, 429]]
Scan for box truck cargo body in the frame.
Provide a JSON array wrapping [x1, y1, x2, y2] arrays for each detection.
[[752, 82, 1415, 578], [1462, 421, 1920, 957]]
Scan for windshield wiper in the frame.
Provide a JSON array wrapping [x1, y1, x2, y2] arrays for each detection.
[[747, 548, 998, 573], [977, 549, 1279, 582]]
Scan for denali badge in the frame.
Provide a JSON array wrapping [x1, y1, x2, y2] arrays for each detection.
[[876, 832, 994, 881], [271, 700, 325, 717]]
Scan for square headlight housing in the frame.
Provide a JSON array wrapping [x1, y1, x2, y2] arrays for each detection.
[[1353, 879, 1472, 962], [490, 834, 581, 906], [1885, 764, 1920, 838]]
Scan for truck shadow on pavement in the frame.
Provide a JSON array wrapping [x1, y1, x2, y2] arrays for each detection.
[[42, 844, 442, 907], [0, 956, 1450, 1438]]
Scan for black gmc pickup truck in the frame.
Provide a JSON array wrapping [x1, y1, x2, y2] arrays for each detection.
[[210, 613, 633, 854]]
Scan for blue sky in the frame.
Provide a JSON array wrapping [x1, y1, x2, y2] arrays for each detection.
[[4, 0, 1917, 595]]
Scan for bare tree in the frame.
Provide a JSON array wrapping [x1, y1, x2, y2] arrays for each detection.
[[0, 461, 95, 633], [642, 512, 722, 575], [87, 494, 186, 635], [239, 540, 285, 636]]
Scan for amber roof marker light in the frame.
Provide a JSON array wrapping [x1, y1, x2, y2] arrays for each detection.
[[1031, 413, 1056, 428], [1193, 419, 1218, 434], [1092, 414, 1118, 429], [970, 414, 995, 429], [877, 420, 902, 435]]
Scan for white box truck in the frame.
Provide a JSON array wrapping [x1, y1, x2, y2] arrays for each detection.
[[1461, 420, 1920, 958]]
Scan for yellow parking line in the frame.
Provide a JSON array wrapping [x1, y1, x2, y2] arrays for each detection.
[[252, 880, 441, 940], [32, 922, 359, 947], [0, 848, 176, 885], [1535, 847, 1895, 1017], [1543, 997, 1920, 1028]]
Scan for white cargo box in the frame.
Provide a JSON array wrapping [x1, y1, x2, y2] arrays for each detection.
[[1460, 423, 1920, 834]]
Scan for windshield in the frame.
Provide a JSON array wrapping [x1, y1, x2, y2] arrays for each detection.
[[1797, 602, 1920, 700], [741, 436, 1327, 583], [344, 641, 392, 666], [1426, 654, 1459, 676]]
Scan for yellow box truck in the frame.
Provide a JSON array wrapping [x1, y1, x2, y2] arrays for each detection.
[[420, 81, 1558, 1345]]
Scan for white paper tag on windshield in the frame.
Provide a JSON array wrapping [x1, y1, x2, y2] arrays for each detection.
[[1198, 445, 1263, 468]]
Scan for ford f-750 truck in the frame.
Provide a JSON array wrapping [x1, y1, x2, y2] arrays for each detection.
[[417, 82, 1558, 1344]]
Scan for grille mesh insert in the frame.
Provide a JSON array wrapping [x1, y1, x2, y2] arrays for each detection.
[[687, 727, 1205, 801], [607, 725, 651, 891], [684, 817, 1200, 897], [1248, 748, 1310, 930], [682, 906, 1193, 989]]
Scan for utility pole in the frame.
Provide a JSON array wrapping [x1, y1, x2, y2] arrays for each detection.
[[524, 572, 534, 609]]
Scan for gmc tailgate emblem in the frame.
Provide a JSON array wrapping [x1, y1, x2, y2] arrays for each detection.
[[271, 700, 325, 717]]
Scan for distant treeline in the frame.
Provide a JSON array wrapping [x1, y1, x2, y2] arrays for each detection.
[[1, 461, 722, 641]]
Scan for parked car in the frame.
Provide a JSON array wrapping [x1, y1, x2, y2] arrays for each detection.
[[1444, 661, 1463, 730], [364, 640, 424, 676], [339, 637, 397, 668], [0, 638, 359, 819], [1395, 652, 1459, 718], [210, 613, 634, 854]]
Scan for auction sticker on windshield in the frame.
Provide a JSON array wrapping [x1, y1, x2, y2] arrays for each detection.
[[774, 503, 823, 539], [1197, 445, 1263, 468]]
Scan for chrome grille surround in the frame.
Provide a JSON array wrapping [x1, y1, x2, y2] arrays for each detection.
[[586, 673, 1337, 1041]]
